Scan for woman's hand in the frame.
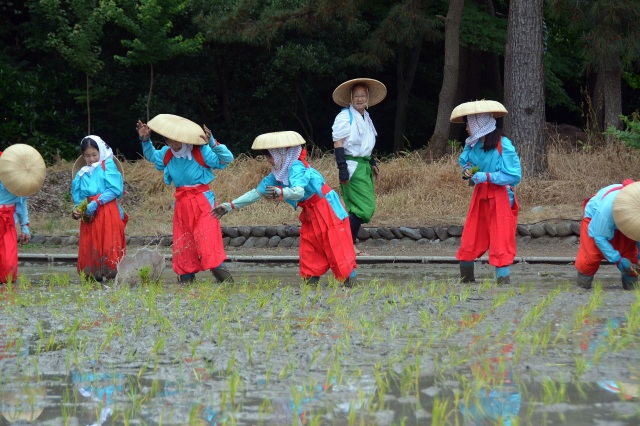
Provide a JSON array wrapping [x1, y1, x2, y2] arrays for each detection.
[[136, 120, 151, 140], [372, 165, 380, 181], [72, 209, 82, 220]]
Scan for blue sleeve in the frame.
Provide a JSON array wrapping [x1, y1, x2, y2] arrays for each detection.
[[141, 141, 167, 170], [459, 145, 472, 168], [200, 143, 234, 170], [489, 138, 521, 187], [71, 174, 83, 205], [588, 196, 620, 263], [97, 159, 124, 205], [256, 174, 277, 195], [288, 162, 311, 190], [15, 197, 29, 225]]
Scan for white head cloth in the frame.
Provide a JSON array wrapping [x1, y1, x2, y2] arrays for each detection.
[[465, 113, 496, 147], [78, 135, 114, 177], [349, 105, 377, 138], [171, 143, 194, 161], [269, 145, 302, 185]]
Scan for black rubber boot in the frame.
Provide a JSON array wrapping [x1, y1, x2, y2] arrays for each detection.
[[349, 214, 363, 244], [621, 274, 638, 291], [460, 262, 475, 283], [304, 276, 320, 286], [178, 273, 196, 284], [496, 276, 511, 285], [343, 275, 357, 288], [212, 264, 233, 283], [576, 272, 594, 289]]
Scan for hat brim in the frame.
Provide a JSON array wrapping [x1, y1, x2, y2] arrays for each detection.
[[450, 100, 508, 123], [613, 181, 640, 241], [252, 131, 306, 150], [332, 78, 387, 107], [72, 156, 124, 181], [147, 114, 206, 145], [0, 144, 46, 197]]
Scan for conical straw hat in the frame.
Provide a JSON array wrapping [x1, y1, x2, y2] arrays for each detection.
[[252, 131, 306, 150], [0, 144, 46, 197], [332, 78, 387, 107], [147, 114, 206, 145], [450, 100, 508, 123], [613, 181, 640, 241], [72, 156, 124, 180]]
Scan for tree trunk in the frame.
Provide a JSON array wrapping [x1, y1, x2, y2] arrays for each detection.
[[429, 0, 464, 158], [503, 0, 546, 177], [86, 74, 91, 134], [146, 63, 154, 122], [393, 39, 422, 153], [602, 58, 622, 142]]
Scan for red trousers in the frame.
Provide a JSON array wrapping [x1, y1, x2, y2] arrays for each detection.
[[172, 185, 227, 275], [298, 189, 356, 281], [78, 200, 127, 280], [456, 182, 519, 267], [575, 217, 638, 276], [0, 206, 18, 284]]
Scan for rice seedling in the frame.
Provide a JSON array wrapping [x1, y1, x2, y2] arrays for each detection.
[[542, 377, 566, 405]]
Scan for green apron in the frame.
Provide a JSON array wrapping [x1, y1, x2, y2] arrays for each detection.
[[340, 155, 375, 223]]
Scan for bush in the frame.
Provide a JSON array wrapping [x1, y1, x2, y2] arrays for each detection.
[[607, 112, 640, 150]]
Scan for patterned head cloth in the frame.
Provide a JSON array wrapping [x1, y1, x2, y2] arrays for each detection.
[[465, 113, 496, 147], [78, 135, 114, 177], [269, 145, 303, 185]]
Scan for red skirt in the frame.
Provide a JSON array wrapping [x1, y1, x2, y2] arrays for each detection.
[[172, 185, 227, 275], [0, 205, 18, 284], [77, 200, 127, 280], [456, 182, 519, 267], [298, 187, 356, 281], [575, 216, 638, 275]]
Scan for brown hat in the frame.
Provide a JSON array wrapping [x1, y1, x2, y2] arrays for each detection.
[[613, 181, 640, 241], [252, 131, 306, 150], [0, 144, 46, 197], [450, 100, 508, 123], [332, 78, 387, 107], [72, 156, 124, 180], [147, 114, 206, 145]]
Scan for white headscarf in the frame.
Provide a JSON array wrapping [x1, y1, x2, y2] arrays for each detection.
[[78, 135, 114, 177], [269, 145, 303, 185], [170, 143, 194, 161], [465, 113, 496, 147]]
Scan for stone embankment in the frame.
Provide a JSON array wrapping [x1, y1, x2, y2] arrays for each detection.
[[27, 221, 580, 248]]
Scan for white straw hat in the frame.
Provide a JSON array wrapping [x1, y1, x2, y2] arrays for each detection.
[[147, 114, 206, 145], [71, 156, 124, 180], [450, 100, 508, 123], [332, 78, 387, 107], [0, 144, 46, 196], [613, 181, 640, 241], [251, 131, 306, 150]]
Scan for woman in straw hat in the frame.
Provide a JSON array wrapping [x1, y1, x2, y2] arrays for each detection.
[[212, 131, 357, 287], [0, 144, 44, 284], [450, 100, 522, 284], [136, 114, 234, 284], [575, 179, 639, 290], [71, 136, 128, 281], [331, 78, 386, 256]]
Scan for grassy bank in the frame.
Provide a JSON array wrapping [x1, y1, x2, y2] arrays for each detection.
[[32, 143, 640, 237]]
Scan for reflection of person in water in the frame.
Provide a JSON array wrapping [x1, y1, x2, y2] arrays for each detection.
[[260, 381, 333, 425], [0, 382, 46, 423], [72, 368, 126, 426]]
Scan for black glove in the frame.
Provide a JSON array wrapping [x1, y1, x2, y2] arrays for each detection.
[[334, 147, 350, 183], [369, 157, 377, 168]]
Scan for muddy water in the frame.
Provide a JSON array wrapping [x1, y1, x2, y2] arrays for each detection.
[[1, 261, 638, 425]]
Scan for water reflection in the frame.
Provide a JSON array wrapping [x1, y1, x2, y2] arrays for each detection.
[[0, 379, 46, 424]]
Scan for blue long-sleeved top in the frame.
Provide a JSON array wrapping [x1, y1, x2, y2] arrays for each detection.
[[584, 184, 640, 263], [72, 158, 125, 218], [0, 180, 29, 225], [458, 136, 522, 206], [256, 161, 348, 219]]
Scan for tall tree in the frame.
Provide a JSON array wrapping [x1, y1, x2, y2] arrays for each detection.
[[428, 0, 464, 158], [503, 0, 546, 177], [113, 0, 203, 121]]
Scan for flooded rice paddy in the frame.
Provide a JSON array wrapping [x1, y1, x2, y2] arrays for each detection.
[[1, 260, 639, 425]]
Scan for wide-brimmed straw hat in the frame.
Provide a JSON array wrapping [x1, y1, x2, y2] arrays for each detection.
[[147, 114, 206, 145], [252, 131, 306, 150], [72, 156, 124, 180], [613, 181, 640, 241], [0, 144, 46, 197], [332, 78, 387, 107], [450, 100, 508, 123]]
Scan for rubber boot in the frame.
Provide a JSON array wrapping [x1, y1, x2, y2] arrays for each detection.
[[343, 270, 357, 288], [576, 272, 594, 289], [178, 273, 196, 285], [304, 276, 320, 286], [460, 261, 475, 283], [496, 266, 510, 285], [621, 274, 638, 291], [212, 263, 233, 283]]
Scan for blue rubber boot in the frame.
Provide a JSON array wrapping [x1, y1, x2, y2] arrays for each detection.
[[178, 273, 196, 284], [496, 266, 510, 284], [343, 270, 357, 288]]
